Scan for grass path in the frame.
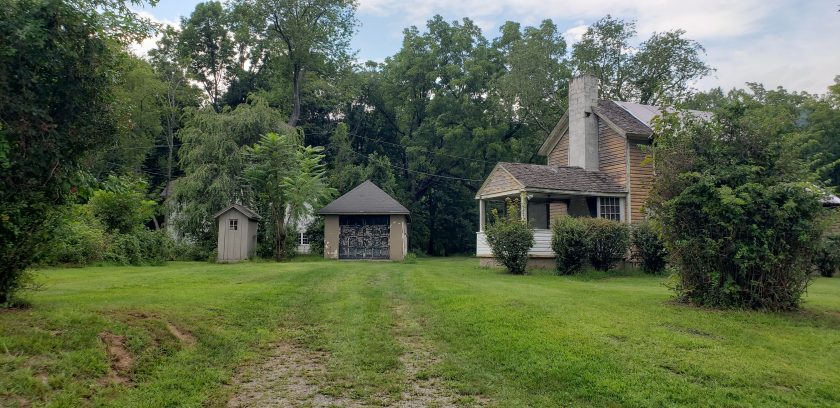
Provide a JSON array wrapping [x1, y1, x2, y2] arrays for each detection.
[[2, 258, 839, 407]]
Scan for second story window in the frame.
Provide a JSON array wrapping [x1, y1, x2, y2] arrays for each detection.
[[599, 197, 621, 221]]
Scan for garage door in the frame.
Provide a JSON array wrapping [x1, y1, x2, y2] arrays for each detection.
[[339, 215, 390, 259]]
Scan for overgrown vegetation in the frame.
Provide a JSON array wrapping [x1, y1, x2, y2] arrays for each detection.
[[586, 218, 630, 271], [484, 200, 534, 274], [631, 221, 668, 274], [550, 216, 590, 275], [650, 108, 825, 310], [814, 235, 840, 277]]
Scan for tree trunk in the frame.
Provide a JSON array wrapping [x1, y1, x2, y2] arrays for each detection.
[[288, 64, 304, 127]]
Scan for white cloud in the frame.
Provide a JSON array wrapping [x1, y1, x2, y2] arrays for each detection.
[[128, 9, 180, 58], [563, 22, 587, 45]]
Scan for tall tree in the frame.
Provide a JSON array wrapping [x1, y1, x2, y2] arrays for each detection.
[[632, 30, 712, 105], [245, 0, 357, 127], [0, 0, 153, 304], [179, 1, 235, 112], [571, 15, 636, 101]]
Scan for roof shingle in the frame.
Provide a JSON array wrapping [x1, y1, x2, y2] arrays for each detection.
[[319, 180, 410, 215], [499, 162, 626, 194]]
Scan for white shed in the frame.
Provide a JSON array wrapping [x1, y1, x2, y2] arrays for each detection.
[[213, 204, 260, 262]]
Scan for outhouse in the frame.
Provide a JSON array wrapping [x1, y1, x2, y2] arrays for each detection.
[[213, 204, 260, 262], [319, 181, 410, 260]]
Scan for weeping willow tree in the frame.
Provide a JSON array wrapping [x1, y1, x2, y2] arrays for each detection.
[[243, 132, 335, 259]]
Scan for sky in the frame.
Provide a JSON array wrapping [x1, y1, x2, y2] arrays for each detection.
[[133, 0, 840, 94]]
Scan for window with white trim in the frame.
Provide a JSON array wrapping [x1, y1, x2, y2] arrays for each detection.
[[599, 197, 621, 221], [229, 219, 238, 230], [300, 232, 309, 245]]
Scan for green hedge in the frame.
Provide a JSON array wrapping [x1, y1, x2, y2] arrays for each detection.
[[485, 200, 534, 274], [550, 216, 630, 274], [631, 221, 668, 274], [550, 216, 590, 275]]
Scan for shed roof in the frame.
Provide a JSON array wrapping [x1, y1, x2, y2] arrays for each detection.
[[477, 162, 626, 198], [213, 203, 261, 220], [319, 180, 410, 215]]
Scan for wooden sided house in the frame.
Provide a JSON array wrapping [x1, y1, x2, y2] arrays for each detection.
[[475, 74, 710, 268]]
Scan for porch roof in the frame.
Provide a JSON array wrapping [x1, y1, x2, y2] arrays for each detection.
[[475, 162, 627, 199]]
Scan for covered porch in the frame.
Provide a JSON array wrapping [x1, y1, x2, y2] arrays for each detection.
[[474, 162, 628, 262]]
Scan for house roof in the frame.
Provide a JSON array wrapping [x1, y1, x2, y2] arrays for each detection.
[[213, 203, 261, 220], [319, 180, 410, 215], [477, 162, 626, 197]]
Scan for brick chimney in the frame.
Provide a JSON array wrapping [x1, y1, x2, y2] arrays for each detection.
[[568, 74, 599, 171]]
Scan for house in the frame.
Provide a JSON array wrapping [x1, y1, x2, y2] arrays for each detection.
[[214, 204, 260, 262], [319, 180, 409, 260], [474, 74, 708, 267]]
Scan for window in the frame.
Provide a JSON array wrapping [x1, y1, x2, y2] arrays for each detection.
[[300, 232, 309, 245], [229, 219, 238, 230], [599, 197, 621, 221]]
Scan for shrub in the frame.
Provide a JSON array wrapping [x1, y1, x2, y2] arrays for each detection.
[[631, 221, 668, 274], [814, 236, 840, 277], [40, 206, 107, 266], [403, 252, 418, 264], [585, 218, 630, 271], [305, 217, 325, 256], [484, 199, 534, 274], [550, 216, 590, 275], [87, 176, 156, 234], [105, 230, 174, 266]]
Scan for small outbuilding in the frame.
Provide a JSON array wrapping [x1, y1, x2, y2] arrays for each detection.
[[319, 180, 410, 260], [214, 204, 260, 262]]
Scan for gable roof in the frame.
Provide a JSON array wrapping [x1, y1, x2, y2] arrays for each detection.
[[477, 162, 626, 197], [213, 203, 261, 220], [594, 100, 654, 137], [319, 180, 409, 215]]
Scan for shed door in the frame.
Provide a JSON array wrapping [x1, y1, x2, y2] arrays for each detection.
[[339, 215, 390, 259]]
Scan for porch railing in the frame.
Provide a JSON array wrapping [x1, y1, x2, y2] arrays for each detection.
[[476, 229, 555, 258]]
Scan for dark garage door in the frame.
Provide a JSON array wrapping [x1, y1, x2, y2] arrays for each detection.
[[339, 215, 390, 259]]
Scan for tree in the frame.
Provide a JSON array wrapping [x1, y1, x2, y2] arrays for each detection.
[[631, 30, 713, 105], [179, 1, 235, 112], [0, 0, 153, 304], [571, 15, 636, 101], [245, 0, 358, 127], [243, 132, 335, 259], [171, 97, 289, 246]]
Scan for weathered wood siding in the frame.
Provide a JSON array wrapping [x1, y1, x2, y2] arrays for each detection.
[[388, 214, 407, 261], [478, 165, 521, 196], [547, 130, 569, 166], [629, 141, 654, 222], [217, 209, 253, 262], [477, 229, 554, 257], [598, 121, 627, 186]]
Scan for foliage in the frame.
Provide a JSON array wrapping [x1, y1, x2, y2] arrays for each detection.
[[87, 176, 156, 234], [585, 217, 630, 271], [550, 216, 590, 275], [402, 252, 418, 264], [305, 216, 325, 256], [814, 235, 840, 277], [243, 132, 335, 259], [484, 199, 534, 274], [178, 1, 235, 111], [571, 15, 712, 105], [105, 229, 174, 266], [631, 221, 668, 274], [649, 108, 824, 310], [0, 0, 135, 304], [39, 206, 107, 266]]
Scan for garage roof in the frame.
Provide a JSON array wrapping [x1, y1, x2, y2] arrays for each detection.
[[319, 180, 410, 215]]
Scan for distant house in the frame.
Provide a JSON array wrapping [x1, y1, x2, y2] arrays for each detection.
[[214, 204, 260, 262], [319, 181, 409, 260], [475, 74, 709, 267]]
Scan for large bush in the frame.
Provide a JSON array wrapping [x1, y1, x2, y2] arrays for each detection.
[[586, 218, 630, 271], [814, 236, 840, 277], [649, 111, 824, 310], [87, 177, 156, 234], [40, 206, 107, 266], [631, 221, 668, 274], [550, 216, 590, 275], [485, 200, 534, 274], [105, 230, 174, 266]]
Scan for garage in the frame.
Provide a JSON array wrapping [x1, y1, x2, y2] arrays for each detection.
[[320, 181, 410, 261]]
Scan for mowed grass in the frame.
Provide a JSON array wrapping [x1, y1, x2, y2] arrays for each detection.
[[1, 258, 839, 407]]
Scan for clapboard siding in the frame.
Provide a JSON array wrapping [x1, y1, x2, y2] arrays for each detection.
[[598, 121, 627, 186], [477, 230, 554, 257], [629, 141, 654, 222], [547, 130, 569, 166], [478, 165, 521, 196]]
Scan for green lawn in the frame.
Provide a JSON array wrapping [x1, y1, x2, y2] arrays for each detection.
[[2, 258, 839, 407]]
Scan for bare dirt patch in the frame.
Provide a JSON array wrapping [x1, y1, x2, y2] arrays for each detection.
[[227, 342, 360, 408], [166, 322, 196, 347], [98, 331, 133, 385], [391, 301, 488, 408]]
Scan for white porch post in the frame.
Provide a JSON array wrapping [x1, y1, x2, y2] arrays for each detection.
[[520, 191, 528, 222], [479, 199, 486, 232]]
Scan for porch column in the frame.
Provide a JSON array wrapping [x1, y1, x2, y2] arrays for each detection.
[[520, 191, 528, 222], [479, 199, 486, 232]]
